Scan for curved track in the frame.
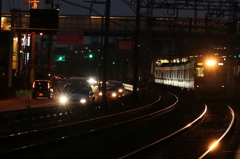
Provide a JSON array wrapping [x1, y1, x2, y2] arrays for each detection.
[[0, 88, 236, 159]]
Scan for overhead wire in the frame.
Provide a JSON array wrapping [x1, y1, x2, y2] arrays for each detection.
[[8, 1, 12, 10]]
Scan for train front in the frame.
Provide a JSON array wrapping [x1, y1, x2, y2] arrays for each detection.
[[194, 58, 227, 98]]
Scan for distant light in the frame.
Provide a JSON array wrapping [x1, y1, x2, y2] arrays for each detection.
[[88, 54, 93, 58], [113, 62, 115, 64], [218, 63, 223, 65], [40, 32, 43, 36], [206, 60, 216, 66], [75, 51, 77, 53], [197, 63, 203, 66]]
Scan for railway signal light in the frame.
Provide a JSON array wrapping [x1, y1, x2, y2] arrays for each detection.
[[88, 54, 93, 59], [55, 55, 65, 61]]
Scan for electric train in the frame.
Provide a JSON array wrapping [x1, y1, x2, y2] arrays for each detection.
[[154, 57, 228, 98]]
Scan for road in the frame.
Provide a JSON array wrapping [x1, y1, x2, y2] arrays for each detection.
[[0, 79, 130, 112]]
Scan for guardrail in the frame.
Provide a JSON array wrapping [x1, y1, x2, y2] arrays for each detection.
[[123, 83, 133, 91]]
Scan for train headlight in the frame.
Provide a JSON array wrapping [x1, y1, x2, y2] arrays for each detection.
[[80, 98, 87, 104], [206, 60, 216, 66], [60, 96, 68, 103]]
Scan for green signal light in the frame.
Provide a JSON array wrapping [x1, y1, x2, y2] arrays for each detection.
[[89, 54, 93, 58], [55, 55, 65, 61]]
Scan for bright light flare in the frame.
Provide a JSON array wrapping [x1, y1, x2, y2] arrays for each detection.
[[209, 140, 219, 151], [80, 99, 87, 104], [88, 78, 97, 84], [112, 93, 117, 97], [60, 96, 68, 103], [206, 60, 216, 66]]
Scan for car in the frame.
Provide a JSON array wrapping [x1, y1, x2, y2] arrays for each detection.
[[59, 83, 95, 105], [98, 84, 120, 99], [107, 80, 125, 96], [32, 80, 53, 99]]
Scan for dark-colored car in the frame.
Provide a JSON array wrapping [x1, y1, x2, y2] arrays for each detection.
[[32, 80, 53, 99], [59, 83, 95, 105], [107, 80, 125, 96]]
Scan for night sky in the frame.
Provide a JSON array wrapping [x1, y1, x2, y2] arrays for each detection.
[[2, 0, 137, 16]]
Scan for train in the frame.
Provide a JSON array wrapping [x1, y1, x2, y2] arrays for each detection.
[[154, 57, 229, 98]]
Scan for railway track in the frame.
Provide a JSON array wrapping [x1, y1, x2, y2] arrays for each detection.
[[1, 88, 236, 159], [0, 91, 165, 158], [122, 102, 235, 159]]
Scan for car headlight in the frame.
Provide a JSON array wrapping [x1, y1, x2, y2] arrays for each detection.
[[60, 96, 68, 103], [80, 98, 87, 104], [118, 89, 123, 92], [89, 78, 97, 84], [112, 93, 117, 97]]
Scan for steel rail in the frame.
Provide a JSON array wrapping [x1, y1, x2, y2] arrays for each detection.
[[198, 103, 236, 159], [118, 103, 207, 159], [1, 92, 175, 154], [0, 93, 160, 139]]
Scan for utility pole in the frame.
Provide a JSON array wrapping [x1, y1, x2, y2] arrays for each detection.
[[102, 0, 111, 108], [0, 0, 2, 33], [8, 9, 15, 88], [47, 0, 54, 79], [132, 0, 140, 101]]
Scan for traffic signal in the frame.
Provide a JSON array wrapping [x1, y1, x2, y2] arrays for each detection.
[[55, 55, 65, 61], [88, 54, 93, 58]]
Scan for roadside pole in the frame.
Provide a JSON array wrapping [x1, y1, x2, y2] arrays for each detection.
[[8, 10, 15, 88], [133, 0, 140, 101], [102, 0, 111, 109]]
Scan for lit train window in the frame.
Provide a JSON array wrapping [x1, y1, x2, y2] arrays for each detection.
[[196, 67, 204, 77]]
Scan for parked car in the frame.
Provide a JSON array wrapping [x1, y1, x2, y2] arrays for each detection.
[[32, 80, 53, 99], [59, 83, 95, 105]]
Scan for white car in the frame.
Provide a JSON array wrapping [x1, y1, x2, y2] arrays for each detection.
[[59, 83, 95, 106]]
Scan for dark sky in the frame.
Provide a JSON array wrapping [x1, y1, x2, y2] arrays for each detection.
[[2, 0, 209, 18], [2, 0, 137, 16]]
